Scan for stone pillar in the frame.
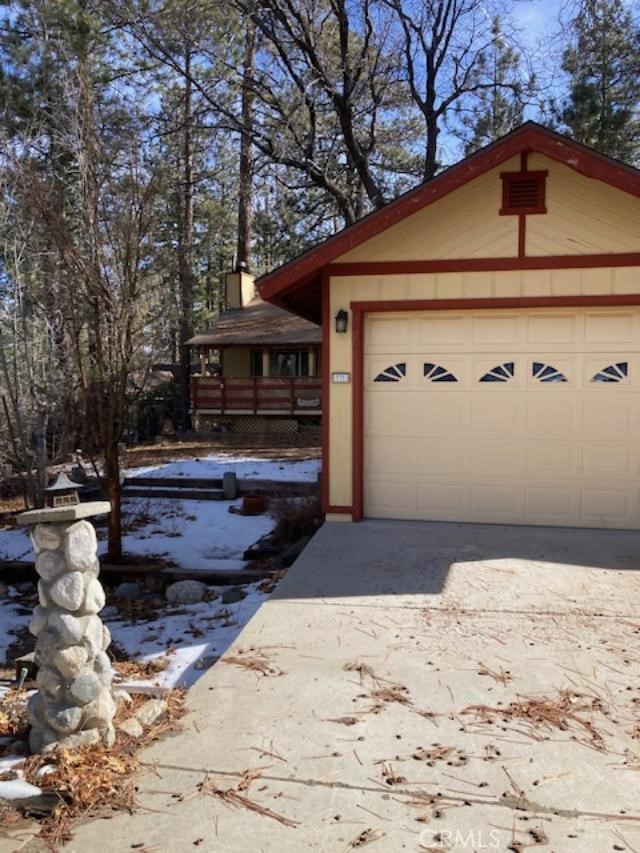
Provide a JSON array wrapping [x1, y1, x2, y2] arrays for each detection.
[[17, 501, 114, 753]]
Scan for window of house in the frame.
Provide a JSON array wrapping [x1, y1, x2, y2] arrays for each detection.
[[250, 350, 263, 377], [269, 351, 309, 377]]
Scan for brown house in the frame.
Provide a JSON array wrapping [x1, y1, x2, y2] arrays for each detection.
[[259, 122, 640, 529], [188, 267, 322, 433]]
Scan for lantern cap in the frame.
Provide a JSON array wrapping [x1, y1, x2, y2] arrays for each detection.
[[45, 473, 81, 492]]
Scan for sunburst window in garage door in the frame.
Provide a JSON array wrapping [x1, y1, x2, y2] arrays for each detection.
[[532, 362, 568, 383], [373, 363, 406, 382], [423, 363, 458, 382], [591, 362, 628, 383], [479, 362, 515, 382]]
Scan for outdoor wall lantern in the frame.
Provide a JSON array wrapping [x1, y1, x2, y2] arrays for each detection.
[[335, 309, 349, 333]]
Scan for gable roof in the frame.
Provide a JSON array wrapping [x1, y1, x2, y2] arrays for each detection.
[[186, 297, 321, 347], [257, 122, 640, 323]]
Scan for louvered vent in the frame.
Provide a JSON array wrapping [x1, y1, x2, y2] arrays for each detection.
[[500, 170, 547, 215]]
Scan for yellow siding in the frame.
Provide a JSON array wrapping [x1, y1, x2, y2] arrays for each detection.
[[526, 154, 640, 255], [327, 267, 640, 510], [335, 154, 640, 263], [336, 157, 521, 262], [222, 348, 251, 377]]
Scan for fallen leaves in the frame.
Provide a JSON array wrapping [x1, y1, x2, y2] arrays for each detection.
[[0, 688, 28, 738], [186, 768, 299, 828], [460, 688, 607, 750], [222, 647, 282, 677], [345, 827, 385, 850]]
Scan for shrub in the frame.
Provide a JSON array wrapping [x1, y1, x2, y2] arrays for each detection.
[[269, 495, 324, 544]]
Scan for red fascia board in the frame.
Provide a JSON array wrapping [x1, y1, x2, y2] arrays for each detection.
[[258, 123, 640, 306]]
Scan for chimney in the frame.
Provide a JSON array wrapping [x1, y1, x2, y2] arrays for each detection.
[[225, 260, 256, 309]]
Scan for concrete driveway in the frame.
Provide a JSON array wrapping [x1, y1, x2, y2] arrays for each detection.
[[25, 522, 640, 851]]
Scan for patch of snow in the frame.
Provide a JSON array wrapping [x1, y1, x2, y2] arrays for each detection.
[[0, 456, 317, 571], [127, 453, 320, 482], [106, 582, 268, 688], [0, 527, 32, 562], [0, 590, 33, 665], [0, 776, 42, 801], [119, 497, 273, 572]]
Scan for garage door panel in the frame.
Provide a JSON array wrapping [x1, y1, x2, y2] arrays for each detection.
[[366, 479, 418, 515], [470, 484, 524, 518], [579, 488, 633, 522], [524, 486, 575, 518], [365, 437, 415, 474], [472, 440, 524, 476], [419, 438, 472, 474], [525, 443, 578, 476], [418, 482, 469, 514], [525, 399, 576, 433], [471, 314, 520, 344], [582, 400, 634, 433], [367, 316, 415, 347], [582, 444, 636, 477], [470, 398, 521, 431], [584, 312, 636, 343], [365, 396, 418, 436], [526, 313, 578, 344], [364, 307, 640, 529], [417, 314, 467, 346], [418, 397, 469, 431]]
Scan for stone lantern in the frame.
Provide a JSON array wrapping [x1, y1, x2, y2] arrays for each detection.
[[44, 473, 81, 508], [17, 496, 114, 753]]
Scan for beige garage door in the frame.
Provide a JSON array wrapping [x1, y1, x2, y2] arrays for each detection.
[[364, 308, 640, 528]]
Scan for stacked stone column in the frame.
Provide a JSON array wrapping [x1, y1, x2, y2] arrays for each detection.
[[20, 511, 115, 753]]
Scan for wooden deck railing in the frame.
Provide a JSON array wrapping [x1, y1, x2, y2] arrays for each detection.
[[191, 376, 322, 415]]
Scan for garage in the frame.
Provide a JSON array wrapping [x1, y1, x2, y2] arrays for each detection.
[[364, 307, 640, 528], [258, 122, 640, 530]]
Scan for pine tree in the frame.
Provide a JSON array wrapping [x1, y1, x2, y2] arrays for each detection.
[[561, 0, 640, 163], [461, 17, 527, 155]]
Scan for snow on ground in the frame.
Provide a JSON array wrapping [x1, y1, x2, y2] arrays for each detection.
[[0, 527, 32, 563], [119, 496, 274, 572], [0, 581, 270, 692], [0, 588, 32, 665], [127, 453, 320, 482], [0, 456, 320, 571], [106, 582, 269, 689]]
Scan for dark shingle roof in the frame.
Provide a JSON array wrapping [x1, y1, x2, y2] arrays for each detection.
[[186, 298, 321, 347]]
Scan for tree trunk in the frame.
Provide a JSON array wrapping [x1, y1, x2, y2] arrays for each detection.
[[104, 441, 122, 562], [178, 46, 195, 433], [237, 13, 256, 269]]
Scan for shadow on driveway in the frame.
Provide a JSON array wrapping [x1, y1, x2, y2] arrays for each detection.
[[273, 519, 640, 602]]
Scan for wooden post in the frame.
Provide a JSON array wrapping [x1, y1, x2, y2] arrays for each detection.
[[308, 348, 315, 376], [262, 350, 270, 377]]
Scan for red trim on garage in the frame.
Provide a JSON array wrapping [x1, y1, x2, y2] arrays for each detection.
[[326, 505, 353, 514], [328, 253, 640, 277], [351, 307, 364, 522], [350, 294, 640, 522], [321, 269, 330, 513]]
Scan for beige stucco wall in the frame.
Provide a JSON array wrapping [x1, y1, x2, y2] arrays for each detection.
[[328, 266, 640, 509], [222, 348, 251, 377]]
